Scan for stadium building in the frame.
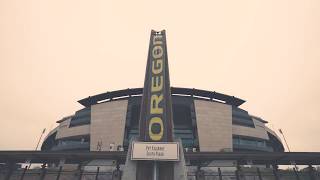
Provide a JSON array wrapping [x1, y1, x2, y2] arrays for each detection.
[[3, 30, 320, 180], [41, 87, 284, 153]]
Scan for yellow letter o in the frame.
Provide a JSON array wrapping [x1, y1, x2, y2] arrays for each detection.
[[149, 117, 164, 141]]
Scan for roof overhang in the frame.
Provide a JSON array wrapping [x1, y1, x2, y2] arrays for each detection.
[[78, 87, 245, 107]]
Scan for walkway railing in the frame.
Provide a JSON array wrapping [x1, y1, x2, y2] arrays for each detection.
[[0, 151, 320, 180]]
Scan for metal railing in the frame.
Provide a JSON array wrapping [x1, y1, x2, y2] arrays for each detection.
[[1, 165, 319, 180], [1, 151, 320, 180]]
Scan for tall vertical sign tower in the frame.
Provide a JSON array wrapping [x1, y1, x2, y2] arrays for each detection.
[[139, 30, 173, 143], [137, 30, 175, 180]]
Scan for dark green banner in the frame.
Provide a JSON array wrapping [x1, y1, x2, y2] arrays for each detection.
[[139, 30, 173, 142]]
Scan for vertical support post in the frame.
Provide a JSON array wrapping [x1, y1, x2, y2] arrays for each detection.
[[308, 165, 316, 180], [58, 159, 65, 168], [56, 166, 62, 180], [95, 167, 100, 180], [116, 161, 120, 171], [256, 167, 263, 180], [272, 164, 279, 180], [77, 164, 83, 180], [112, 160, 121, 180], [19, 166, 28, 180], [195, 165, 204, 180], [39, 163, 47, 180], [218, 167, 222, 180], [153, 162, 158, 180], [293, 167, 300, 180], [112, 169, 121, 180], [4, 162, 15, 180], [235, 165, 241, 180]]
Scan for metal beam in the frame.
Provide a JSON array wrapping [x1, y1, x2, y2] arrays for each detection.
[[1, 151, 320, 165]]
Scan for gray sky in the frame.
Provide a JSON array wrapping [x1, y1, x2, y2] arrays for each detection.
[[0, 0, 319, 152]]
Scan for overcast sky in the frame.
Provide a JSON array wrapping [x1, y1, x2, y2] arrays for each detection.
[[0, 0, 319, 152]]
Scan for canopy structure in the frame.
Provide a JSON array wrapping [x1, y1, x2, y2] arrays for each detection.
[[78, 87, 246, 107]]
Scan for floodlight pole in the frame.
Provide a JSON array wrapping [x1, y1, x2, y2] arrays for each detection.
[[35, 128, 46, 151], [279, 129, 299, 170], [28, 128, 46, 169], [278, 129, 291, 152]]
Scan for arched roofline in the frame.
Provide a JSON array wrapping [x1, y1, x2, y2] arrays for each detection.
[[78, 87, 245, 107]]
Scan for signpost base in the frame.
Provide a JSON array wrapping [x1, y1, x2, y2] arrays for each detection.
[[173, 139, 188, 180], [122, 138, 138, 180]]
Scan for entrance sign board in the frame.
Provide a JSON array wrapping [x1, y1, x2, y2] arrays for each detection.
[[131, 142, 179, 161]]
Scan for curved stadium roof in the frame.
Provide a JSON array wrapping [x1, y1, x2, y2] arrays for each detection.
[[78, 87, 246, 107]]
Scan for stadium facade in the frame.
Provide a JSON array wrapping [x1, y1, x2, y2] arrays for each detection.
[[41, 87, 284, 153], [3, 30, 320, 180]]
